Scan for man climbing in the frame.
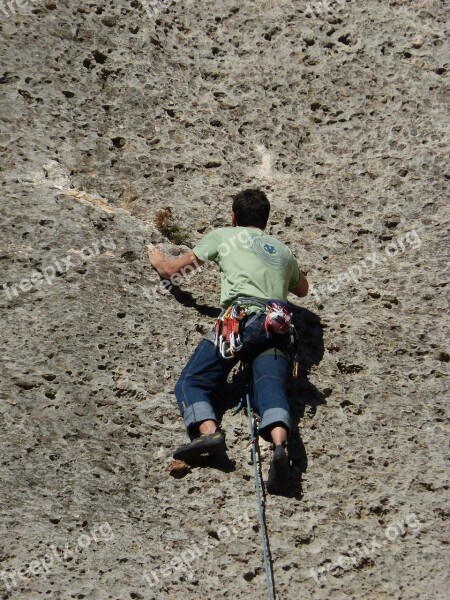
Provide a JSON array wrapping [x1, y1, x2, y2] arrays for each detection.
[[148, 189, 308, 493]]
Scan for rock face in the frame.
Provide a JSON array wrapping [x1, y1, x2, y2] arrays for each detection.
[[0, 1, 448, 599]]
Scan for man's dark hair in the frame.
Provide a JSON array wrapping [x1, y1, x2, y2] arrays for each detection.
[[232, 189, 270, 230]]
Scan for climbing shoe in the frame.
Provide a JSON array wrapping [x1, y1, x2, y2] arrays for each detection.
[[266, 443, 289, 494], [173, 430, 226, 462]]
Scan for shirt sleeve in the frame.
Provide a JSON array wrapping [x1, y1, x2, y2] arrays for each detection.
[[193, 230, 222, 262], [288, 256, 301, 289]]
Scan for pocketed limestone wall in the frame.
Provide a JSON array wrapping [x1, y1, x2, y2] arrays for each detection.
[[0, 1, 448, 599]]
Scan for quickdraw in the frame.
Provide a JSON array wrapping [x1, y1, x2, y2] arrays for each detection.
[[214, 303, 248, 359]]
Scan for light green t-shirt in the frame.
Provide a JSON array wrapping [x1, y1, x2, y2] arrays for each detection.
[[193, 227, 300, 309]]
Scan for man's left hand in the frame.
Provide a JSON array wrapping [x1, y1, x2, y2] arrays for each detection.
[[147, 245, 202, 279]]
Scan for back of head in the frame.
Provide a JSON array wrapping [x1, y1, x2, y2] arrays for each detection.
[[232, 189, 270, 230]]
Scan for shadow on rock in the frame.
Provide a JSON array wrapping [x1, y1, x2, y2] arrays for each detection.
[[181, 452, 236, 473], [168, 285, 221, 318], [287, 305, 326, 499]]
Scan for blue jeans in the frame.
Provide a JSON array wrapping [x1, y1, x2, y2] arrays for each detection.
[[174, 313, 292, 442]]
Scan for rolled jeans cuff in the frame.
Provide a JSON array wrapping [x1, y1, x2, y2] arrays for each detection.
[[259, 407, 291, 438], [183, 401, 217, 435]]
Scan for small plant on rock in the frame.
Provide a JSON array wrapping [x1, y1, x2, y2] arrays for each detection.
[[154, 207, 190, 245]]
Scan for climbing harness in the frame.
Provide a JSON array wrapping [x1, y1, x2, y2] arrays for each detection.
[[242, 362, 276, 600], [214, 298, 300, 377]]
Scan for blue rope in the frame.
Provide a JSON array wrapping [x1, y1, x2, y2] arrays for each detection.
[[243, 363, 276, 600]]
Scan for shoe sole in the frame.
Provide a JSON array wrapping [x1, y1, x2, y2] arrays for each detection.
[[266, 447, 289, 494], [173, 433, 226, 462]]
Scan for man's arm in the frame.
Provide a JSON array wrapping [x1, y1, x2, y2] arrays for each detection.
[[148, 247, 203, 279], [289, 273, 309, 298]]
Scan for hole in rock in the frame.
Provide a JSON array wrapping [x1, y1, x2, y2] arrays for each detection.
[[92, 50, 107, 64], [337, 33, 352, 45], [111, 137, 126, 148]]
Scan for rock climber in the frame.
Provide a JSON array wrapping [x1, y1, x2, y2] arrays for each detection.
[[148, 189, 308, 493]]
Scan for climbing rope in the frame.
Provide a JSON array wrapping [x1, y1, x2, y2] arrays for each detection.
[[242, 362, 276, 600]]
